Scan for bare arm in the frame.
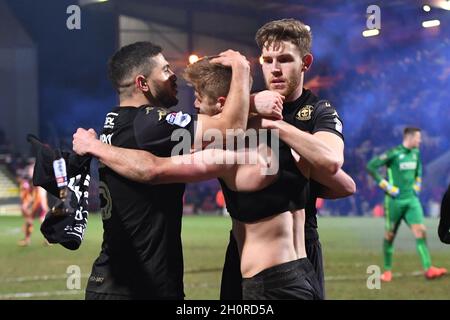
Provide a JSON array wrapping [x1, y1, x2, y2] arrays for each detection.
[[313, 131, 344, 168], [312, 169, 356, 199], [194, 50, 250, 148], [73, 128, 234, 184], [304, 130, 348, 197], [150, 148, 235, 184], [264, 119, 341, 175], [289, 146, 353, 199]]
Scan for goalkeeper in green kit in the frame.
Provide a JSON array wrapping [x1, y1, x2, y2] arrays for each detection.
[[367, 127, 447, 281]]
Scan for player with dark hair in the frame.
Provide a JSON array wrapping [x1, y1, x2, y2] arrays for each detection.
[[367, 127, 447, 281], [83, 41, 259, 300], [74, 56, 355, 299]]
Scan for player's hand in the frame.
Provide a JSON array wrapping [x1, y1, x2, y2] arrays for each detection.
[[413, 177, 422, 195], [252, 90, 284, 120], [210, 50, 250, 70], [379, 179, 399, 197], [73, 128, 98, 156], [259, 117, 283, 130]]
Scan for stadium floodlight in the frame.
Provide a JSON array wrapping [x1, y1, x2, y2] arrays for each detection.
[[79, 0, 108, 5], [189, 54, 199, 64], [423, 5, 431, 12], [362, 29, 380, 37], [422, 20, 441, 28], [438, 0, 450, 10]]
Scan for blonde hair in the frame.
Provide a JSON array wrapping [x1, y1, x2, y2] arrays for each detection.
[[183, 57, 232, 101]]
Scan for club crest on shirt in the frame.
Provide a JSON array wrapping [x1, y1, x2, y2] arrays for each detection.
[[157, 109, 169, 121], [296, 105, 314, 121], [145, 106, 154, 114]]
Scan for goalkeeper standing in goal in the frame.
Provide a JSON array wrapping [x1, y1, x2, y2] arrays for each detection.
[[367, 127, 447, 281]]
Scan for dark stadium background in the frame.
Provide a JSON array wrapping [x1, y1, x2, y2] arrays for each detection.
[[0, 0, 449, 300], [2, 0, 449, 217]]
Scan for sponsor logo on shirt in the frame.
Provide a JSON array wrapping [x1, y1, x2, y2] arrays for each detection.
[[166, 111, 192, 128], [334, 116, 343, 134], [89, 275, 105, 283], [103, 112, 118, 129], [296, 105, 314, 121], [100, 133, 113, 145], [399, 161, 417, 170]]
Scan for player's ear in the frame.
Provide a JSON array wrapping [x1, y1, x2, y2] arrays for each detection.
[[136, 75, 150, 92], [302, 54, 313, 72], [217, 97, 226, 111]]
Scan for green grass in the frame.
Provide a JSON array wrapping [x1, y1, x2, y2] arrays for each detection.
[[0, 214, 449, 300]]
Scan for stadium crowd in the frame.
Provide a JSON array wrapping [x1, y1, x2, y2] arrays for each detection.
[[1, 38, 449, 218]]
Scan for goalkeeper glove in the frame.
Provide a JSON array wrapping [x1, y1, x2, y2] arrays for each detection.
[[413, 177, 422, 195], [379, 179, 399, 197]]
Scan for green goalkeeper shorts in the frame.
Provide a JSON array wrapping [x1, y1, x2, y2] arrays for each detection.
[[384, 196, 424, 232]]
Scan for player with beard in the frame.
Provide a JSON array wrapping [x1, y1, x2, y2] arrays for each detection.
[[73, 57, 355, 299], [83, 41, 258, 300]]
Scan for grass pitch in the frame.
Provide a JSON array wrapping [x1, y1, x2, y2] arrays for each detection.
[[0, 214, 449, 300]]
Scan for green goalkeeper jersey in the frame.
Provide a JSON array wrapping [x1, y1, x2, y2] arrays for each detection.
[[367, 144, 422, 199]]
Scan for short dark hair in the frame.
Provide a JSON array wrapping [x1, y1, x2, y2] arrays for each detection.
[[255, 18, 312, 57], [403, 127, 421, 137], [108, 41, 162, 95]]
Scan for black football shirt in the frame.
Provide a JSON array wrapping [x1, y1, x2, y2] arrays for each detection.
[[282, 89, 344, 241], [86, 105, 196, 299]]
